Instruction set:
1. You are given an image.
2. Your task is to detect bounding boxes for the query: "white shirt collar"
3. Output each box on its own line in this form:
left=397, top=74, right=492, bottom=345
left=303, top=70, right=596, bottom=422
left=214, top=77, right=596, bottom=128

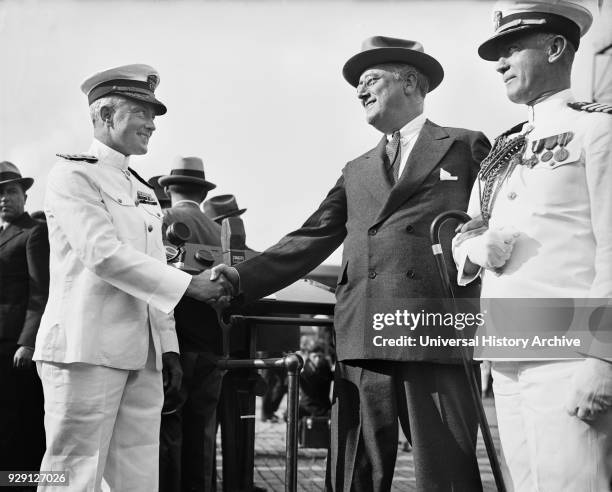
left=173, top=200, right=201, bottom=208
left=527, top=89, right=575, bottom=125
left=387, top=113, right=427, bottom=143
left=89, top=138, right=131, bottom=171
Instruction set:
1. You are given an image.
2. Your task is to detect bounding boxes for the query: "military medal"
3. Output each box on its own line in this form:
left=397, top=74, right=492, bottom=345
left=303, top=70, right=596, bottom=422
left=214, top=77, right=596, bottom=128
left=553, top=132, right=573, bottom=162
left=540, top=135, right=557, bottom=162
left=525, top=155, right=538, bottom=168
left=524, top=139, right=543, bottom=168
left=136, top=190, right=157, bottom=205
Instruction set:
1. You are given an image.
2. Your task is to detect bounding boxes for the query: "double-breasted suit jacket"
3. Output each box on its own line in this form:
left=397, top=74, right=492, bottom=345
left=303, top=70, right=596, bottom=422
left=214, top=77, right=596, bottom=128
left=0, top=212, right=49, bottom=354
left=236, top=120, right=490, bottom=363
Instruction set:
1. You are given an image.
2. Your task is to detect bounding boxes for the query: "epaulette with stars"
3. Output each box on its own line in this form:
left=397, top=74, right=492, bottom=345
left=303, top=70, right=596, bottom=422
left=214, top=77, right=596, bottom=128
left=568, top=101, right=612, bottom=114
left=56, top=153, right=98, bottom=163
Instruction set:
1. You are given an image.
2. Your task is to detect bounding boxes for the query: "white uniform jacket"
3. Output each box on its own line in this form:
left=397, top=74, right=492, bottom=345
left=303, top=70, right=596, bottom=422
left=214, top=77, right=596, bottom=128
left=34, top=139, right=192, bottom=370
left=455, top=90, right=612, bottom=300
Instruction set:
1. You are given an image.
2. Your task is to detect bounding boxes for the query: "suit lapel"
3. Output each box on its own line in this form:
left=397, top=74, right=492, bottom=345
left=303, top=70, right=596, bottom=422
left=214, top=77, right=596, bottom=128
left=0, top=222, right=23, bottom=249
left=356, top=135, right=392, bottom=208
left=374, top=120, right=453, bottom=225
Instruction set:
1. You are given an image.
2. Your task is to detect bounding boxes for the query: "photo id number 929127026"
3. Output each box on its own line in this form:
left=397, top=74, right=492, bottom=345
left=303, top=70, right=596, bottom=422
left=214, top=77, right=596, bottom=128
left=0, top=471, right=69, bottom=486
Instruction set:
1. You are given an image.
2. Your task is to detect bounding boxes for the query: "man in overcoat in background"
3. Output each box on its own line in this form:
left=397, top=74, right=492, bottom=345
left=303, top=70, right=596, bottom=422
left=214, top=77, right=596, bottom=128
left=0, top=161, right=48, bottom=481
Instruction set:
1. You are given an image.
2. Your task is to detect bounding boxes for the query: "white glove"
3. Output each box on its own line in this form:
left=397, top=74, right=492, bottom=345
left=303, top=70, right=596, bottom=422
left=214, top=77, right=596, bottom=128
left=565, top=358, right=612, bottom=422
left=464, top=227, right=519, bottom=270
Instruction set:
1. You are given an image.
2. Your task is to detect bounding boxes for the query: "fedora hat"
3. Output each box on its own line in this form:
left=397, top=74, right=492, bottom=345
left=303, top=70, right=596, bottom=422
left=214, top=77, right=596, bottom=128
left=0, top=161, right=34, bottom=191
left=342, top=36, right=444, bottom=92
left=203, top=194, right=246, bottom=222
left=158, top=156, right=216, bottom=191
left=478, top=1, right=593, bottom=61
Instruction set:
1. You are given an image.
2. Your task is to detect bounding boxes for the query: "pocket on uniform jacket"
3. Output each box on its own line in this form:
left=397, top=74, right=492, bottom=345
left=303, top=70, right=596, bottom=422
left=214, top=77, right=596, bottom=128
left=100, top=189, right=137, bottom=208
left=140, top=203, right=163, bottom=221
left=100, top=189, right=141, bottom=242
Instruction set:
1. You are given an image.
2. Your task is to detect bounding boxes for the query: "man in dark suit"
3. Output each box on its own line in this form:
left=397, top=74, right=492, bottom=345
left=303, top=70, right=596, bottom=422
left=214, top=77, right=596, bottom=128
left=207, top=37, right=491, bottom=490
left=157, top=157, right=223, bottom=492
left=0, top=161, right=49, bottom=478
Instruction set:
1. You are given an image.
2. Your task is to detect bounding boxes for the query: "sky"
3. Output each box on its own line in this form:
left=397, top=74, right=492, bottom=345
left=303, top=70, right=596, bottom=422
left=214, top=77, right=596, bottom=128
left=0, top=0, right=608, bottom=264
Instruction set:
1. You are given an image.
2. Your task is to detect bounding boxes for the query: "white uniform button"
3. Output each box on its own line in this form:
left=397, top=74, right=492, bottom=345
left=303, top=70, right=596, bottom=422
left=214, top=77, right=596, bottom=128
left=147, top=224, right=153, bottom=232
left=118, top=198, right=123, bottom=204
left=508, top=192, right=517, bottom=200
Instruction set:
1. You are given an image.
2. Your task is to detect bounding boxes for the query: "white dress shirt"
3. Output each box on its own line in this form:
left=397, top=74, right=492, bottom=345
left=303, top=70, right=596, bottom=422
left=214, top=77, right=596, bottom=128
left=386, top=113, right=427, bottom=179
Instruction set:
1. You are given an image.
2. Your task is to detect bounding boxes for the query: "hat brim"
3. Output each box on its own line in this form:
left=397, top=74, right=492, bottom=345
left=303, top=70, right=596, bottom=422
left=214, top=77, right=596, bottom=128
left=212, top=208, right=247, bottom=222
left=342, top=48, right=444, bottom=92
left=116, top=91, right=167, bottom=116
left=478, top=23, right=581, bottom=61
left=478, top=26, right=546, bottom=61
left=0, top=177, right=33, bottom=191
left=158, top=175, right=216, bottom=191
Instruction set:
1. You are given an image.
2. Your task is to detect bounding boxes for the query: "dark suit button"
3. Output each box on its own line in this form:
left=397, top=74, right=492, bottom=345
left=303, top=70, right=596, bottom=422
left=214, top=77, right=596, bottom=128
left=368, top=227, right=377, bottom=236
left=368, top=270, right=377, bottom=279
left=406, top=269, right=415, bottom=278
left=147, top=224, right=153, bottom=232
left=406, top=225, right=414, bottom=233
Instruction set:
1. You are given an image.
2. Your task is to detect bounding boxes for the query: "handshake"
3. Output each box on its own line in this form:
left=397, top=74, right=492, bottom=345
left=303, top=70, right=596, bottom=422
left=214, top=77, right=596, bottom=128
left=184, top=264, right=240, bottom=308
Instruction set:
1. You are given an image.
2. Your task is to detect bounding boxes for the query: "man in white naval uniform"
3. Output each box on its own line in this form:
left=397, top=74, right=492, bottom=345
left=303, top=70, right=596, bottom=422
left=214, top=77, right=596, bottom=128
left=34, top=64, right=231, bottom=491
left=453, top=2, right=612, bottom=491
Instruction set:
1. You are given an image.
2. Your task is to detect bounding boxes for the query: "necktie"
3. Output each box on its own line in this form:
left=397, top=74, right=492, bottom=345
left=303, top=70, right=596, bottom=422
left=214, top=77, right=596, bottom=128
left=386, top=131, right=401, bottom=183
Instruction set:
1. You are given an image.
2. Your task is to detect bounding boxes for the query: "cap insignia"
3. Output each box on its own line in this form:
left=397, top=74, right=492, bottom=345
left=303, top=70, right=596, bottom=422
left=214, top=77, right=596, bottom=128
left=494, top=11, right=503, bottom=31
left=147, top=75, right=158, bottom=91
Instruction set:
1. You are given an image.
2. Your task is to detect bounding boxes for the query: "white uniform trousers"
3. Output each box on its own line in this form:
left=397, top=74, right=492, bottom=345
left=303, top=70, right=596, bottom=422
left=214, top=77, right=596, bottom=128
left=493, top=360, right=612, bottom=492
left=36, top=337, right=163, bottom=492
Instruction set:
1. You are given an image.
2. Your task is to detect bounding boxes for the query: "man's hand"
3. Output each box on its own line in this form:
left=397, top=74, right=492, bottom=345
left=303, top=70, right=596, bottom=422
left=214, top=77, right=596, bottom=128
left=207, top=264, right=240, bottom=309
left=184, top=268, right=235, bottom=303
left=210, top=264, right=239, bottom=290
left=13, top=346, right=34, bottom=369
left=162, top=351, right=183, bottom=399
left=463, top=227, right=519, bottom=271
left=565, top=358, right=612, bottom=422
left=454, top=215, right=488, bottom=247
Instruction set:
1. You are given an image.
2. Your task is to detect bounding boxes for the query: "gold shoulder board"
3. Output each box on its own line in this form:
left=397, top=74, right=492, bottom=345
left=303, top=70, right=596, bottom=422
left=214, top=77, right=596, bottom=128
left=568, top=102, right=612, bottom=114
left=56, top=153, right=98, bottom=163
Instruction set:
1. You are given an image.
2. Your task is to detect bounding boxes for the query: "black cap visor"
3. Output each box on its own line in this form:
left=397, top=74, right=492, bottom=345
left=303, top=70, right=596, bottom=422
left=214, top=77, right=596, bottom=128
left=88, top=79, right=167, bottom=115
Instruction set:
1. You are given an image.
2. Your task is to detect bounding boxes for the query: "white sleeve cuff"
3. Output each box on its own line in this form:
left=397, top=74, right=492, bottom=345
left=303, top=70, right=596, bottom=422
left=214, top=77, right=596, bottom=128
left=149, top=265, right=192, bottom=314
left=452, top=235, right=481, bottom=286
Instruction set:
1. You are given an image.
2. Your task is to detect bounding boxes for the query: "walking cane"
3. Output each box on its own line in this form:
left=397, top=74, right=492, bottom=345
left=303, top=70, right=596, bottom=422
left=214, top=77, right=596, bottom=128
left=430, top=210, right=507, bottom=492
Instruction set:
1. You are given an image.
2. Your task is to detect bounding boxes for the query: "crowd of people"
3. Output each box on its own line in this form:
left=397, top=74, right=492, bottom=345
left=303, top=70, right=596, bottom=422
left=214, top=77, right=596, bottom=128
left=1, top=0, right=611, bottom=491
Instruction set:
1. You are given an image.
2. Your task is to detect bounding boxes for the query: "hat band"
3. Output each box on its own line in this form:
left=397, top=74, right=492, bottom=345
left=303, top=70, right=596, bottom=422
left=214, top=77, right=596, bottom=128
left=170, top=169, right=206, bottom=179
left=498, top=12, right=580, bottom=48
left=88, top=79, right=156, bottom=105
left=0, top=171, right=22, bottom=181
